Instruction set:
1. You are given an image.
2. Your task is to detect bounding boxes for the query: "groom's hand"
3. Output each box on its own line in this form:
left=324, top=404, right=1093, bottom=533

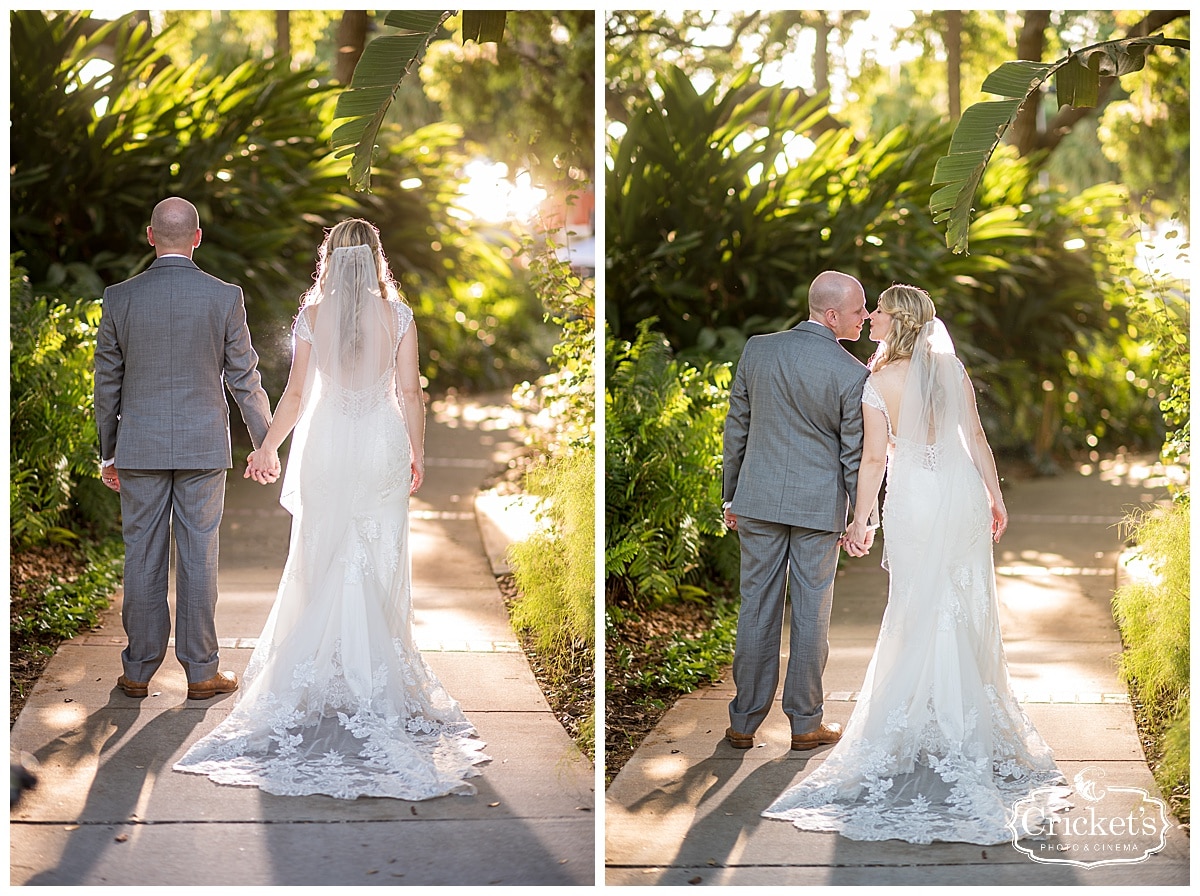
left=100, top=466, right=120, bottom=493
left=840, top=537, right=867, bottom=558
left=841, top=521, right=874, bottom=557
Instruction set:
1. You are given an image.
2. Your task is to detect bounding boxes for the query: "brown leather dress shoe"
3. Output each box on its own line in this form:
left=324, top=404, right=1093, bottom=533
left=187, top=671, right=239, bottom=700
left=116, top=675, right=150, bottom=698
left=791, top=722, right=843, bottom=750
left=725, top=727, right=755, bottom=749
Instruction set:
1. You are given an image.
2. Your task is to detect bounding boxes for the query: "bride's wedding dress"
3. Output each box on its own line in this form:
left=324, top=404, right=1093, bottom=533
left=763, top=320, right=1066, bottom=844
left=175, top=247, right=488, bottom=800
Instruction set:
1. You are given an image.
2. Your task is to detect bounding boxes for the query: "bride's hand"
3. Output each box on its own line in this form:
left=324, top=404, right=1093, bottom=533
left=843, top=521, right=871, bottom=557
left=246, top=449, right=280, bottom=485
left=991, top=502, right=1008, bottom=542
left=410, top=460, right=424, bottom=494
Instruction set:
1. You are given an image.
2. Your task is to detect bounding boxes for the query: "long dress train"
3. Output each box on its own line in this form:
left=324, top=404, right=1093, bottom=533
left=174, top=291, right=488, bottom=800
left=763, top=321, right=1067, bottom=844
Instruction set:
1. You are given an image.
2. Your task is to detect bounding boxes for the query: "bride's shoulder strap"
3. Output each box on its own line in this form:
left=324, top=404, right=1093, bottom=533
left=862, top=375, right=887, bottom=412
left=393, top=300, right=414, bottom=344
left=294, top=305, right=315, bottom=344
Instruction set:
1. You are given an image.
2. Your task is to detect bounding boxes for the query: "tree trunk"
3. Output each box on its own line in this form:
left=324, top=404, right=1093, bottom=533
left=1039, top=10, right=1191, bottom=153
left=275, top=10, right=290, bottom=63
left=1011, top=10, right=1050, bottom=157
left=813, top=12, right=830, bottom=96
left=944, top=10, right=962, bottom=121
left=336, top=11, right=370, bottom=85
left=1012, top=10, right=1188, bottom=158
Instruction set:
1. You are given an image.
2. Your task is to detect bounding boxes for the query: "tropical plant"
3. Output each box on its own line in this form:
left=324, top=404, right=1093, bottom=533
left=11, top=10, right=550, bottom=395
left=10, top=10, right=355, bottom=387
left=333, top=10, right=507, bottom=191
left=423, top=11, right=595, bottom=186
left=10, top=260, right=113, bottom=549
left=932, top=33, right=1189, bottom=254
left=507, top=447, right=595, bottom=662
left=607, top=67, right=846, bottom=354
left=607, top=67, right=1165, bottom=461
left=605, top=320, right=734, bottom=608
left=513, top=231, right=596, bottom=453
left=11, top=538, right=124, bottom=642
left=354, top=122, right=553, bottom=393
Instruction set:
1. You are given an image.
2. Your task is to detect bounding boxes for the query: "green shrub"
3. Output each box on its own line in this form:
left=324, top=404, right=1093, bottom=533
left=606, top=65, right=1163, bottom=461
left=507, top=447, right=595, bottom=760
left=1113, top=500, right=1190, bottom=824
left=508, top=447, right=596, bottom=656
left=10, top=10, right=552, bottom=396
left=9, top=260, right=116, bottom=549
left=512, top=230, right=596, bottom=454
left=605, top=319, right=733, bottom=608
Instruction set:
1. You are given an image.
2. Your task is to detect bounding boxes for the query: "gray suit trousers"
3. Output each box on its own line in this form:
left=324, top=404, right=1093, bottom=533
left=119, top=469, right=226, bottom=683
left=728, top=515, right=840, bottom=737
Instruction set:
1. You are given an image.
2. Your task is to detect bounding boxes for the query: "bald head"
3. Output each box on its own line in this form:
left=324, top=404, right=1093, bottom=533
left=808, top=270, right=867, bottom=341
left=808, top=271, right=862, bottom=317
left=148, top=197, right=201, bottom=256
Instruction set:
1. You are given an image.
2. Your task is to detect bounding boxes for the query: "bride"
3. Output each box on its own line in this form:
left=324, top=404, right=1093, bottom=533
left=174, top=219, right=489, bottom=800
left=763, top=284, right=1067, bottom=844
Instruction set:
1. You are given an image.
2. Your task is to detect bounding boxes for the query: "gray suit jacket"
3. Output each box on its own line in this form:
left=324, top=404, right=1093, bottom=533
left=723, top=320, right=870, bottom=531
left=94, top=255, right=272, bottom=469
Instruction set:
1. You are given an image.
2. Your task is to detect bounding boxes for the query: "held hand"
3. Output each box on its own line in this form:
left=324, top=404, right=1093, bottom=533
left=100, top=466, right=120, bottom=493
left=410, top=460, right=424, bottom=494
left=245, top=449, right=281, bottom=485
left=861, top=526, right=876, bottom=551
left=839, top=536, right=867, bottom=558
left=843, top=520, right=872, bottom=557
left=722, top=508, right=738, bottom=531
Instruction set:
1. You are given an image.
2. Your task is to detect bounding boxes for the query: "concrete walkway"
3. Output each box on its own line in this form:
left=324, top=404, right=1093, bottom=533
left=606, top=456, right=1189, bottom=885
left=10, top=394, right=595, bottom=886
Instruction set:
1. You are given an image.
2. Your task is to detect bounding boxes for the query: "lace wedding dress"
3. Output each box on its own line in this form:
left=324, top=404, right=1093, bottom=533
left=763, top=320, right=1067, bottom=844
left=175, top=247, right=488, bottom=800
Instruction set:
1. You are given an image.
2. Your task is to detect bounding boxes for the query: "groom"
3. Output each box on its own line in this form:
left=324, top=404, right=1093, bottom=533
left=94, top=196, right=275, bottom=700
left=721, top=270, right=873, bottom=750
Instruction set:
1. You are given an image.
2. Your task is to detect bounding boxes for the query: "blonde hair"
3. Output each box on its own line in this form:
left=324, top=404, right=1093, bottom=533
left=870, top=284, right=935, bottom=370
left=301, top=218, right=403, bottom=307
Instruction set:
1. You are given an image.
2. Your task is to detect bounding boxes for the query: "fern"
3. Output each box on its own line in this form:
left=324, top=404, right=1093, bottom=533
left=605, top=320, right=732, bottom=607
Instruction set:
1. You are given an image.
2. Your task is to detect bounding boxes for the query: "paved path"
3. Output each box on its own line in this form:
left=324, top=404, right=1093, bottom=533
left=606, top=456, right=1189, bottom=885
left=10, top=394, right=595, bottom=886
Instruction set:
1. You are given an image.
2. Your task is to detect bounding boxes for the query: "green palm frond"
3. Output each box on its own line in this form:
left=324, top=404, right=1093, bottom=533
left=332, top=11, right=509, bottom=192
left=932, top=34, right=1188, bottom=255
left=460, top=10, right=506, bottom=43
left=332, top=11, right=452, bottom=192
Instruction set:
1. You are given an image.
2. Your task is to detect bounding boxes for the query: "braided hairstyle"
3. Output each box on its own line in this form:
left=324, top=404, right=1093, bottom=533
left=870, top=284, right=936, bottom=371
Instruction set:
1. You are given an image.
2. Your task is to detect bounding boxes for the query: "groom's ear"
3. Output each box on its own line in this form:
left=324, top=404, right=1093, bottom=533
left=146, top=226, right=155, bottom=246
left=193, top=228, right=202, bottom=248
